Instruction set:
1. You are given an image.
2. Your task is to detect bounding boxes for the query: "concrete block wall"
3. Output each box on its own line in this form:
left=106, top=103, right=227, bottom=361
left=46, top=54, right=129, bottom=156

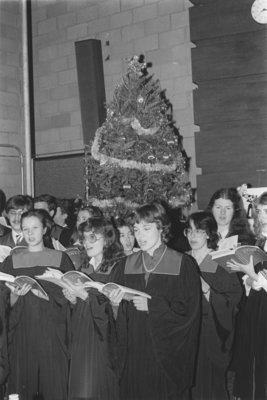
left=0, top=0, right=24, bottom=198
left=31, top=0, right=198, bottom=188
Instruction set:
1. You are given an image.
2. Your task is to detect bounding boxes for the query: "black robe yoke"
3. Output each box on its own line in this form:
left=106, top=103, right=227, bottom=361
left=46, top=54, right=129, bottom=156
left=114, top=248, right=201, bottom=400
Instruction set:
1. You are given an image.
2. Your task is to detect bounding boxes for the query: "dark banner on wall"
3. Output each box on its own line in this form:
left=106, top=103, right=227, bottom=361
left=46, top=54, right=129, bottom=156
left=34, top=153, right=84, bottom=199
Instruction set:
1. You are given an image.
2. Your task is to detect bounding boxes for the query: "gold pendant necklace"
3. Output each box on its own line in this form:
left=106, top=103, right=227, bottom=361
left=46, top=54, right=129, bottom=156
left=142, top=246, right=167, bottom=273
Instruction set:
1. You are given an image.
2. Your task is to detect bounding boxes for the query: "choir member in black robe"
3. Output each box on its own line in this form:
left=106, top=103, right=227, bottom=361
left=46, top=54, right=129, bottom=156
left=227, top=192, right=267, bottom=400
left=206, top=187, right=254, bottom=246
left=185, top=211, right=243, bottom=400
left=0, top=209, right=74, bottom=400
left=63, top=216, right=125, bottom=400
left=109, top=202, right=201, bottom=400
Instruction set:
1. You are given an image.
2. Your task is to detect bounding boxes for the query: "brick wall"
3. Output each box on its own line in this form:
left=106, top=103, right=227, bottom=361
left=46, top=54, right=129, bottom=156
left=31, top=0, right=198, bottom=188
left=0, top=0, right=24, bottom=198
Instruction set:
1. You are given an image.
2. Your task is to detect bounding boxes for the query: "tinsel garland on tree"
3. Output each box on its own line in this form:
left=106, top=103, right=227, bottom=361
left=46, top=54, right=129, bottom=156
left=84, top=55, right=192, bottom=217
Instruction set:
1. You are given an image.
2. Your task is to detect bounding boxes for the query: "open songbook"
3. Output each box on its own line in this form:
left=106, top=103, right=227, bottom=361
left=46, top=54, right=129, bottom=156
left=210, top=245, right=267, bottom=268
left=35, top=268, right=152, bottom=301
left=35, top=269, right=88, bottom=300
left=0, top=246, right=11, bottom=263
left=0, top=272, right=49, bottom=301
left=0, top=245, right=27, bottom=263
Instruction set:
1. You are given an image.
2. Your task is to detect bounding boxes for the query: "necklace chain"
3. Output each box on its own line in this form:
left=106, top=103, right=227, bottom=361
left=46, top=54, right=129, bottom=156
left=142, top=246, right=167, bottom=273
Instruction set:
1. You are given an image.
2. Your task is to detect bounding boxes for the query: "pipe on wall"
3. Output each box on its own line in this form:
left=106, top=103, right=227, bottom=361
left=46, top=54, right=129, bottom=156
left=22, top=0, right=33, bottom=196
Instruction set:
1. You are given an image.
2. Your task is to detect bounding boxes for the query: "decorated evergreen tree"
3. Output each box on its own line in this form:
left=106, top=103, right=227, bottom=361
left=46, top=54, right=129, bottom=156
left=84, top=55, right=191, bottom=216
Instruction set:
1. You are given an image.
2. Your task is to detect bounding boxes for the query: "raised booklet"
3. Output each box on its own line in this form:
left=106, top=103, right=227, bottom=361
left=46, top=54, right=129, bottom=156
left=35, top=268, right=151, bottom=302
left=0, top=245, right=27, bottom=263
left=210, top=245, right=267, bottom=268
left=0, top=246, right=12, bottom=263
left=0, top=271, right=49, bottom=301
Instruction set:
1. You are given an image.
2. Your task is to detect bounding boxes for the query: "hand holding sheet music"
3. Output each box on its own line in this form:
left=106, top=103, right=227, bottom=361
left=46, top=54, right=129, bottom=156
left=0, top=271, right=49, bottom=301
left=226, top=255, right=259, bottom=281
left=35, top=268, right=151, bottom=302
left=0, top=245, right=27, bottom=263
left=210, top=245, right=267, bottom=268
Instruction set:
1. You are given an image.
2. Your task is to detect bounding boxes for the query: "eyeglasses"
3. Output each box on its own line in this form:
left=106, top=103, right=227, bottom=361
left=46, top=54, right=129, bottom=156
left=184, top=228, right=206, bottom=237
left=83, top=233, right=103, bottom=244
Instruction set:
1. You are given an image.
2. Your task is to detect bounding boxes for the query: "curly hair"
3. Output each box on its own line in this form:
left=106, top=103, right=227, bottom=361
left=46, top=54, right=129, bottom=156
left=113, top=213, right=135, bottom=232
left=206, top=187, right=254, bottom=244
left=70, top=205, right=103, bottom=245
left=132, top=202, right=171, bottom=243
left=78, top=216, right=124, bottom=272
left=185, top=211, right=219, bottom=250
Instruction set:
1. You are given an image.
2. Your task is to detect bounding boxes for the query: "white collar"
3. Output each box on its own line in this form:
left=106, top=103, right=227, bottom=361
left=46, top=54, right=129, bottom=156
left=90, top=257, right=102, bottom=271
left=12, top=230, right=23, bottom=244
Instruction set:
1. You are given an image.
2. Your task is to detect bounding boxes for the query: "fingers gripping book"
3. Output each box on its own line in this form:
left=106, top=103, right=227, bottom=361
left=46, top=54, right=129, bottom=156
left=35, top=268, right=151, bottom=302
left=0, top=245, right=27, bottom=263
left=0, top=271, right=49, bottom=301
left=210, top=245, right=267, bottom=268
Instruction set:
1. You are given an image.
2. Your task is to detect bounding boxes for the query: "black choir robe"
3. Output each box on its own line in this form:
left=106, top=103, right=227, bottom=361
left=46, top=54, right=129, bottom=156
left=0, top=248, right=74, bottom=400
left=190, top=253, right=243, bottom=400
left=114, top=247, right=201, bottom=400
left=231, top=258, right=267, bottom=400
left=68, top=262, right=121, bottom=400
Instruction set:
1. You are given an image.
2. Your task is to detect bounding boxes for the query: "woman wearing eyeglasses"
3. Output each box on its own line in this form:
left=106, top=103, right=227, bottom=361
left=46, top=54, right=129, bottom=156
left=185, top=211, right=243, bottom=400
left=63, top=216, right=125, bottom=400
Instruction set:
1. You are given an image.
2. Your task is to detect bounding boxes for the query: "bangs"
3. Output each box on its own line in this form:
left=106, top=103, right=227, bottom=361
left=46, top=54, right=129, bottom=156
left=189, top=214, right=207, bottom=231
left=79, top=217, right=105, bottom=236
left=135, top=205, right=158, bottom=224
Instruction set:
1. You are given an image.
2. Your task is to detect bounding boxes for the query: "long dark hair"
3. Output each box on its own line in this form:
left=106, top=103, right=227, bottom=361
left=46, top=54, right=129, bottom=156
left=185, top=211, right=219, bottom=250
left=20, top=209, right=53, bottom=248
left=253, top=192, right=267, bottom=241
left=206, top=187, right=254, bottom=244
left=79, top=216, right=124, bottom=272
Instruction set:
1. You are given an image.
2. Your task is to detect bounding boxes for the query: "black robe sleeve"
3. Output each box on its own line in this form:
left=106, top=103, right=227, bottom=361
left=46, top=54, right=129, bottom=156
left=147, top=253, right=201, bottom=391
left=202, top=266, right=243, bottom=352
left=114, top=252, right=201, bottom=393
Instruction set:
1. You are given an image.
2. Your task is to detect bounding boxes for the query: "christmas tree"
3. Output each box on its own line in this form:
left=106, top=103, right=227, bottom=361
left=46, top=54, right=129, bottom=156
left=84, top=55, right=191, bottom=217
